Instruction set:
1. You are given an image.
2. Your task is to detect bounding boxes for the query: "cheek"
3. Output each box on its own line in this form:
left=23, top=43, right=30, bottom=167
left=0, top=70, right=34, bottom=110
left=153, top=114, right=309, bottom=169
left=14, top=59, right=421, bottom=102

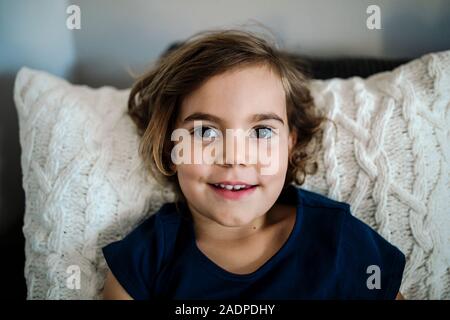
left=255, top=135, right=290, bottom=178
left=176, top=164, right=210, bottom=187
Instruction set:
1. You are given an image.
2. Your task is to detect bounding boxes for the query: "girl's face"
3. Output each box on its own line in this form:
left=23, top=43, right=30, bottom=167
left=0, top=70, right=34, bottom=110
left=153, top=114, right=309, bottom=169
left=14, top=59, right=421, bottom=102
left=174, top=64, right=296, bottom=228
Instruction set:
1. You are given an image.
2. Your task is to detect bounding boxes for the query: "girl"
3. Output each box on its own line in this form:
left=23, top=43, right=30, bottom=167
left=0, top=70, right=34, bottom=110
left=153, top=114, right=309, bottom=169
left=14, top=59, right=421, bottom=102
left=101, top=29, right=406, bottom=300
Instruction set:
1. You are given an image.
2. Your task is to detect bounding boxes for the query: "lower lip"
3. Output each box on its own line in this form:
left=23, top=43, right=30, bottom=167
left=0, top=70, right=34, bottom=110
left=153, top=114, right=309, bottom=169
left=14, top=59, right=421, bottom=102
left=208, top=184, right=258, bottom=200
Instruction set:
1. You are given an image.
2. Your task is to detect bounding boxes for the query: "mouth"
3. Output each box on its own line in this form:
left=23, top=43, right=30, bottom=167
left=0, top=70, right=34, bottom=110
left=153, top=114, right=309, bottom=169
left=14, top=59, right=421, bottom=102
left=207, top=181, right=259, bottom=200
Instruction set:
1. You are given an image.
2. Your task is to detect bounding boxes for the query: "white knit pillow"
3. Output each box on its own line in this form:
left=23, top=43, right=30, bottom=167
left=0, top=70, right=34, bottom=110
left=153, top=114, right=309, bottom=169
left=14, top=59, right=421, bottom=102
left=14, top=68, right=176, bottom=299
left=14, top=50, right=449, bottom=300
left=304, top=50, right=450, bottom=299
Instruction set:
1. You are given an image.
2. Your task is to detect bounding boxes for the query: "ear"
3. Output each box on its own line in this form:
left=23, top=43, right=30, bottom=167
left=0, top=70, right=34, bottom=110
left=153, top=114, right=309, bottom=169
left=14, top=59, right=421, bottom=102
left=288, top=130, right=297, bottom=152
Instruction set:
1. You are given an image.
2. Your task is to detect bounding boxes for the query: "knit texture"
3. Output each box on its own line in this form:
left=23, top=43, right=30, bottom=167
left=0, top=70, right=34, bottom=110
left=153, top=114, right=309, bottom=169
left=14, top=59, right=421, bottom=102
left=14, top=50, right=450, bottom=299
left=306, top=50, right=450, bottom=299
left=14, top=72, right=176, bottom=299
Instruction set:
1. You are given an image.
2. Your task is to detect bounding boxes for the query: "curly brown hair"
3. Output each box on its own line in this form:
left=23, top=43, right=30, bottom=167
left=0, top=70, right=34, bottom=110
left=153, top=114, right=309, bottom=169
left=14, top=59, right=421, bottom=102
left=128, top=28, right=328, bottom=202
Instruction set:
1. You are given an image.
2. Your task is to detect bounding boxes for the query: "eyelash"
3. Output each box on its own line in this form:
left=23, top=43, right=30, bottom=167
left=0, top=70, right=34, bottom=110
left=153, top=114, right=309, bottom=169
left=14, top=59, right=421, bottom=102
left=189, top=125, right=276, bottom=140
left=251, top=126, right=275, bottom=139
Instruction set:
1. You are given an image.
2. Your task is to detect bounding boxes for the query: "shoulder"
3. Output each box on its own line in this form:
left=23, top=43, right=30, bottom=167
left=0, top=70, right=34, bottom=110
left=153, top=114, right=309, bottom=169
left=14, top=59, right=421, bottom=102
left=295, top=188, right=406, bottom=299
left=297, top=188, right=350, bottom=241
left=107, top=203, right=178, bottom=255
left=298, top=187, right=351, bottom=211
left=117, top=202, right=184, bottom=248
left=101, top=202, right=183, bottom=299
left=337, top=206, right=406, bottom=299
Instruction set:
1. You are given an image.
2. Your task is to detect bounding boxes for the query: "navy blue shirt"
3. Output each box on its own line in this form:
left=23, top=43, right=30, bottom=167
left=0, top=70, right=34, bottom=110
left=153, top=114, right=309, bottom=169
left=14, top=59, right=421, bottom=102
left=102, top=184, right=406, bottom=300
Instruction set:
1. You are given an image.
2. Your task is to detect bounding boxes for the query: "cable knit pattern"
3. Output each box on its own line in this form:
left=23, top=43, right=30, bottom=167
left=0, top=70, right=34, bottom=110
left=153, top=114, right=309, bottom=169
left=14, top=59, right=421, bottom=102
left=306, top=50, right=450, bottom=300
left=14, top=50, right=449, bottom=300
left=14, top=70, right=176, bottom=299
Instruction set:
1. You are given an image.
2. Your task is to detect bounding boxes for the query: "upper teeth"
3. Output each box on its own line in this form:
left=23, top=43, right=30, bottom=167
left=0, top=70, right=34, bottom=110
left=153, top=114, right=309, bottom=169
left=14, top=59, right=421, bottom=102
left=214, top=184, right=249, bottom=190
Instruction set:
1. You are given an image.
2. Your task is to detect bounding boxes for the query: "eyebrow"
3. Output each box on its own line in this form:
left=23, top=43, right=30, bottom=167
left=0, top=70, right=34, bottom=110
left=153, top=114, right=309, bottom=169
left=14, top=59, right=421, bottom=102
left=182, top=112, right=285, bottom=125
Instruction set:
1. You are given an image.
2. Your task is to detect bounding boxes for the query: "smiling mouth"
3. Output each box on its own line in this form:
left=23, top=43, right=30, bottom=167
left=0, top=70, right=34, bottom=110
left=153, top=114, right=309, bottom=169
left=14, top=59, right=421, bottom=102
left=207, top=182, right=259, bottom=200
left=208, top=182, right=258, bottom=191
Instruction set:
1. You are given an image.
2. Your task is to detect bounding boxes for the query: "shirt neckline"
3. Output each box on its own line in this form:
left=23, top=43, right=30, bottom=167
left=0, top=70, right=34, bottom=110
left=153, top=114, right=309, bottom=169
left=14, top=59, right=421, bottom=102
left=183, top=184, right=304, bottom=281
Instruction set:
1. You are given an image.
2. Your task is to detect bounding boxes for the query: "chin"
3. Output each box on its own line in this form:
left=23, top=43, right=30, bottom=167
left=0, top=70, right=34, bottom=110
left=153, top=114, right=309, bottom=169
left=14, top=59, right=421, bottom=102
left=209, top=209, right=257, bottom=227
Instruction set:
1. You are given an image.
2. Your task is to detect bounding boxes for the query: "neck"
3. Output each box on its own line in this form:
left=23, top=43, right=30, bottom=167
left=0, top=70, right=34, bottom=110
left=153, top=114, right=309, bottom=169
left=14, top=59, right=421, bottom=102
left=187, top=203, right=278, bottom=243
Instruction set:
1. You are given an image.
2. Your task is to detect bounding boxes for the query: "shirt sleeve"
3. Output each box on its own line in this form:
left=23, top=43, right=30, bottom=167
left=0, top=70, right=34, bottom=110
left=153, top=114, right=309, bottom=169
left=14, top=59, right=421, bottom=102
left=102, top=213, right=165, bottom=300
left=338, top=207, right=406, bottom=300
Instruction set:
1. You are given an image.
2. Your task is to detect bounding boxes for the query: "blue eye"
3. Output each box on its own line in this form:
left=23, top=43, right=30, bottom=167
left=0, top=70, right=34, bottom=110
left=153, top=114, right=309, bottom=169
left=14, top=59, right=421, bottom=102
left=250, top=127, right=273, bottom=139
left=192, top=126, right=220, bottom=140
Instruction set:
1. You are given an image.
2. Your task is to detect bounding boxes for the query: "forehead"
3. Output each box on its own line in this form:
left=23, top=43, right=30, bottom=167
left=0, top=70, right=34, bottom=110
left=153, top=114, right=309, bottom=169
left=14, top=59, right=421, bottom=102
left=179, top=64, right=287, bottom=122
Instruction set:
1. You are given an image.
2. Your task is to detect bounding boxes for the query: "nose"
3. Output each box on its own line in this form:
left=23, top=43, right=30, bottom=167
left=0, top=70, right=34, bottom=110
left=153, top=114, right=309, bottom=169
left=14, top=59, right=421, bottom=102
left=221, top=151, right=246, bottom=167
left=216, top=132, right=251, bottom=167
